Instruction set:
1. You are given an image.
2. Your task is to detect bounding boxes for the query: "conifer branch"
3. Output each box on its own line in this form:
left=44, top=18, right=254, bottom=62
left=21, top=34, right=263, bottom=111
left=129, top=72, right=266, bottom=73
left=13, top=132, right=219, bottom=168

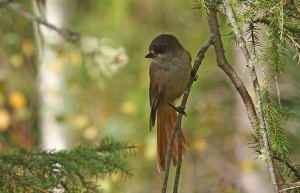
left=272, top=154, right=300, bottom=181
left=0, top=136, right=136, bottom=192
left=257, top=19, right=300, bottom=65
left=279, top=181, right=300, bottom=192
left=195, top=1, right=299, bottom=192
left=284, top=33, right=300, bottom=64
left=250, top=0, right=293, bottom=23
left=222, top=0, right=279, bottom=192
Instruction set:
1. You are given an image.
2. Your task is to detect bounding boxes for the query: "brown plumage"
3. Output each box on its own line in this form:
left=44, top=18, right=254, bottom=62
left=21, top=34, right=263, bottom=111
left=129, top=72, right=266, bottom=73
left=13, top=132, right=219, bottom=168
left=145, top=34, right=191, bottom=172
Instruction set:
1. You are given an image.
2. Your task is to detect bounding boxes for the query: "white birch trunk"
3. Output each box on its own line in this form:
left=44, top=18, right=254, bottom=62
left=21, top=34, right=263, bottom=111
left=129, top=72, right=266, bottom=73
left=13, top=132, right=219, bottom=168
left=32, top=0, right=76, bottom=149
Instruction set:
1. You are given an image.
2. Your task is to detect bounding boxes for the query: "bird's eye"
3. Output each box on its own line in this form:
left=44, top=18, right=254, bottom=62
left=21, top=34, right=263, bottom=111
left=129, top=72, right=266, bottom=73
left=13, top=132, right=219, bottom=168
left=159, top=46, right=165, bottom=53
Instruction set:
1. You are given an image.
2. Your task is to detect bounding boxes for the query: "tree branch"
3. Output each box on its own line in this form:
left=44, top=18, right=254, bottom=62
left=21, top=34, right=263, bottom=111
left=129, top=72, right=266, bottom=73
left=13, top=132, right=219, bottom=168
left=1, top=0, right=80, bottom=43
left=161, top=36, right=214, bottom=193
left=273, top=154, right=300, bottom=181
left=0, top=136, right=135, bottom=192
left=284, top=33, right=300, bottom=64
left=221, top=1, right=279, bottom=192
left=173, top=130, right=183, bottom=193
left=279, top=181, right=300, bottom=192
left=249, top=0, right=293, bottom=23
left=208, top=11, right=258, bottom=130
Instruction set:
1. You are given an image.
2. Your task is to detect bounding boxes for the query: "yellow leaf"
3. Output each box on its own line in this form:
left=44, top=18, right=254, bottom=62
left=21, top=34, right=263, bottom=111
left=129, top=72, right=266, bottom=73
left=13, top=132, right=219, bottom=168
left=121, top=101, right=136, bottom=115
left=193, top=138, right=207, bottom=153
left=110, top=172, right=121, bottom=182
left=239, top=160, right=257, bottom=171
left=0, top=108, right=10, bottom=132
left=9, top=91, right=26, bottom=109
left=144, top=136, right=156, bottom=160
left=10, top=53, right=24, bottom=68
left=72, top=114, right=89, bottom=129
left=98, top=178, right=112, bottom=192
left=22, top=39, right=34, bottom=58
left=83, top=126, right=98, bottom=141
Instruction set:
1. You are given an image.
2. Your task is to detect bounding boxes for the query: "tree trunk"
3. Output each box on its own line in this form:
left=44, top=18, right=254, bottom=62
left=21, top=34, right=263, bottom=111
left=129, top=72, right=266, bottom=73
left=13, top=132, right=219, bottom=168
left=32, top=0, right=77, bottom=149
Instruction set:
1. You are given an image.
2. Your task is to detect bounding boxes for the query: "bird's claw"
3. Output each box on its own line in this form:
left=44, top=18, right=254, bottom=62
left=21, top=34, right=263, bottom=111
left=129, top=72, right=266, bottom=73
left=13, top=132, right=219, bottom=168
left=193, top=74, right=198, bottom=81
left=168, top=103, right=187, bottom=116
left=191, top=70, right=198, bottom=81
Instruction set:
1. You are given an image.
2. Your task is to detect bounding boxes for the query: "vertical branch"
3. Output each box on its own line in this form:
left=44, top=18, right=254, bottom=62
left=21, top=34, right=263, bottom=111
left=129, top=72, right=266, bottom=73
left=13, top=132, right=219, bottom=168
left=207, top=11, right=259, bottom=130
left=161, top=120, right=178, bottom=193
left=222, top=1, right=279, bottom=192
left=161, top=36, right=214, bottom=193
left=173, top=130, right=183, bottom=193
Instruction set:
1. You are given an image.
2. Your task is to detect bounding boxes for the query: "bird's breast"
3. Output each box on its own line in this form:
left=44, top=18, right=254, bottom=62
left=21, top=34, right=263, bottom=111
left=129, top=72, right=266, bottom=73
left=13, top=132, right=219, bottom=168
left=161, top=67, right=190, bottom=102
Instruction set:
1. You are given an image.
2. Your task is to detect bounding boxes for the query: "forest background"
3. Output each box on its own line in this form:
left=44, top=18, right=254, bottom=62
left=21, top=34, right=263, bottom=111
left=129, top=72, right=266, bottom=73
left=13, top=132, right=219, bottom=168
left=0, top=0, right=300, bottom=193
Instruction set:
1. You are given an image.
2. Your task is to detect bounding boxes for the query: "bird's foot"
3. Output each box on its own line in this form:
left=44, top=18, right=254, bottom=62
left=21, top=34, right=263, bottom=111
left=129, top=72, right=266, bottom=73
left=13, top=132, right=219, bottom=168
left=191, top=70, right=198, bottom=81
left=168, top=103, right=187, bottom=116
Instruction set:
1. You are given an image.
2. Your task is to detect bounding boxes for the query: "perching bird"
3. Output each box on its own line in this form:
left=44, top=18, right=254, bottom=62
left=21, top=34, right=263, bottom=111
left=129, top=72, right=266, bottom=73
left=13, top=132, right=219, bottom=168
left=145, top=34, right=191, bottom=172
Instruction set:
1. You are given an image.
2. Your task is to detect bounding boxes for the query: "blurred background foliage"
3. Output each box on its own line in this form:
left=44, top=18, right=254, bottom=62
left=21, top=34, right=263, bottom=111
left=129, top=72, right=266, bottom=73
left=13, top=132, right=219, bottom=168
left=0, top=0, right=299, bottom=193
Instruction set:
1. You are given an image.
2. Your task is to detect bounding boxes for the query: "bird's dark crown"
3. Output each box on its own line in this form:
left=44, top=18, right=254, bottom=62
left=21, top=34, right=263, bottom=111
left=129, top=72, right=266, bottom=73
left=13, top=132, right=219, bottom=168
left=148, top=34, right=182, bottom=55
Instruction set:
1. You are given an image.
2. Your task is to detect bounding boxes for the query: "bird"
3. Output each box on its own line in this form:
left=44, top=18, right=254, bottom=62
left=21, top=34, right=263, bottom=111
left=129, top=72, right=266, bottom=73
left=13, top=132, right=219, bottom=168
left=145, top=34, right=192, bottom=172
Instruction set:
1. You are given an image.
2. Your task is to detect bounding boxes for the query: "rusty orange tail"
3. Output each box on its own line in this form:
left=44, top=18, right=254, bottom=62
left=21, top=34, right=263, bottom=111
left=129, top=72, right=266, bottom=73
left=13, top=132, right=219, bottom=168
left=156, top=104, right=189, bottom=172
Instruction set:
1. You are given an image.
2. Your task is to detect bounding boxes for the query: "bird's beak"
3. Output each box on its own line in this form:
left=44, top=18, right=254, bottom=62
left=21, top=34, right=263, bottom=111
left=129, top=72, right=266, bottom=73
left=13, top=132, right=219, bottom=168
left=145, top=50, right=155, bottom=58
left=145, top=53, right=154, bottom=58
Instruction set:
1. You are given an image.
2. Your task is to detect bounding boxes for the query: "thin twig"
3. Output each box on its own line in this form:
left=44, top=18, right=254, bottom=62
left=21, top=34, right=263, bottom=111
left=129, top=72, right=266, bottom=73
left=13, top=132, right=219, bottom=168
left=161, top=36, right=214, bottom=193
left=2, top=0, right=80, bottom=43
left=30, top=185, right=49, bottom=193
left=222, top=1, right=279, bottom=192
left=279, top=181, right=300, bottom=192
left=274, top=164, right=287, bottom=191
left=259, top=19, right=300, bottom=64
left=256, top=20, right=300, bottom=68
left=274, top=76, right=281, bottom=108
left=173, top=130, right=182, bottom=193
left=249, top=0, right=293, bottom=23
left=273, top=154, right=300, bottom=181
left=285, top=33, right=300, bottom=50
left=284, top=33, right=300, bottom=65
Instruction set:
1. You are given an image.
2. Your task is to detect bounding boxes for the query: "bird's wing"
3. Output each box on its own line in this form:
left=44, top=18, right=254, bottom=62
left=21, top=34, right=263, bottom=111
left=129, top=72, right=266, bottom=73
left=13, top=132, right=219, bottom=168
left=149, top=80, right=164, bottom=131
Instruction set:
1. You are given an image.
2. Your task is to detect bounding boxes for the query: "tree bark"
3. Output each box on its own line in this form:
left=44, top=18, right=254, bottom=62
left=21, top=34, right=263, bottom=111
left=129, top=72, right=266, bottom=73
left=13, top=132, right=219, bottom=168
left=32, top=0, right=77, bottom=149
